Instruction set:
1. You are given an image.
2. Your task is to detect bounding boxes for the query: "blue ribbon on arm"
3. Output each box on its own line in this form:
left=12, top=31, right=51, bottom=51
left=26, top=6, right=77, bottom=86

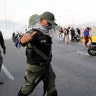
left=15, top=34, right=21, bottom=49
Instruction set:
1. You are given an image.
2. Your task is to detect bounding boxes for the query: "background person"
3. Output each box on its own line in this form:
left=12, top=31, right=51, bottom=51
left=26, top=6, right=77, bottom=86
left=76, top=28, right=81, bottom=39
left=59, top=27, right=63, bottom=42
left=65, top=26, right=70, bottom=44
left=63, top=28, right=67, bottom=42
left=83, top=27, right=92, bottom=48
left=70, top=27, right=75, bottom=41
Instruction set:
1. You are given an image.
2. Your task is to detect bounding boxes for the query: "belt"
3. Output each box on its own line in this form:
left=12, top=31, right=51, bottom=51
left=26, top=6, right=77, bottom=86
left=28, top=61, right=50, bottom=67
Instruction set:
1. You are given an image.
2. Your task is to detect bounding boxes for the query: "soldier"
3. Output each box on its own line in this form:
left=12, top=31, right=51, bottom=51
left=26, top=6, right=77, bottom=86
left=0, top=30, right=6, bottom=85
left=17, top=11, right=58, bottom=96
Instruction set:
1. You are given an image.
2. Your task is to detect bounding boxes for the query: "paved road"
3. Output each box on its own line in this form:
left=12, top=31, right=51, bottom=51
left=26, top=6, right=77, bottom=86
left=0, top=33, right=96, bottom=96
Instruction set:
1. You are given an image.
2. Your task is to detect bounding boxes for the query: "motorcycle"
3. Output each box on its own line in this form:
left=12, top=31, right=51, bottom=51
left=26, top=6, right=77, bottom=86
left=74, top=34, right=81, bottom=42
left=87, top=42, right=96, bottom=56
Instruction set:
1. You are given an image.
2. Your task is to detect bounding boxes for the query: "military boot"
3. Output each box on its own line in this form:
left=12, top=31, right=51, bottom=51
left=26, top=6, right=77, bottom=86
left=47, top=90, right=58, bottom=96
left=17, top=89, right=28, bottom=96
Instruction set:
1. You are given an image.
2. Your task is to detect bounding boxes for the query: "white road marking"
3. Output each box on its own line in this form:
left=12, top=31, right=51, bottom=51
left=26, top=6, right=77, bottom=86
left=2, top=65, right=14, bottom=80
left=76, top=51, right=89, bottom=56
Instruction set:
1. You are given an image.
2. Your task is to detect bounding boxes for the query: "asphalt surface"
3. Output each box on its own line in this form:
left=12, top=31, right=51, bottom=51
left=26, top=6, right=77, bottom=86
left=0, top=32, right=96, bottom=96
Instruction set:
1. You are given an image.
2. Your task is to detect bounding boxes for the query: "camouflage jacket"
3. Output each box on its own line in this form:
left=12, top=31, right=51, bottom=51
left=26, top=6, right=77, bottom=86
left=0, top=31, right=6, bottom=50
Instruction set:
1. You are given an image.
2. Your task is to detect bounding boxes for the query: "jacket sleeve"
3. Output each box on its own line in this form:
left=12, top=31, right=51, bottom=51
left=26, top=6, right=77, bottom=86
left=20, top=29, right=33, bottom=47
left=0, top=31, right=6, bottom=50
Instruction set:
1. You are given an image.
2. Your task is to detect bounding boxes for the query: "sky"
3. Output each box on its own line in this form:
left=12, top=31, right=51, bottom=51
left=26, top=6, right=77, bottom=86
left=0, top=0, right=96, bottom=26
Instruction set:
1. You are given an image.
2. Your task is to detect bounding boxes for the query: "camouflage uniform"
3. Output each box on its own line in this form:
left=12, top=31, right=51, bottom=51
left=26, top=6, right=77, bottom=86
left=0, top=31, right=6, bottom=71
left=17, top=12, right=57, bottom=96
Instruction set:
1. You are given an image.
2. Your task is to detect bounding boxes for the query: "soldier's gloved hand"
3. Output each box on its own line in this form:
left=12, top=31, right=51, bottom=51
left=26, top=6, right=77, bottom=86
left=20, top=32, right=37, bottom=44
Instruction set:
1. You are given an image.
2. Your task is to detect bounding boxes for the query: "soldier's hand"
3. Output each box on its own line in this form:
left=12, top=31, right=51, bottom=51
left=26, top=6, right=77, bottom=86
left=20, top=32, right=37, bottom=44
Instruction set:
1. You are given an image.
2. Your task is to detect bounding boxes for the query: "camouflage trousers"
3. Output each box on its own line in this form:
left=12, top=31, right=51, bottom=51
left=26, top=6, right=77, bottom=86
left=0, top=51, right=3, bottom=71
left=20, top=63, right=57, bottom=95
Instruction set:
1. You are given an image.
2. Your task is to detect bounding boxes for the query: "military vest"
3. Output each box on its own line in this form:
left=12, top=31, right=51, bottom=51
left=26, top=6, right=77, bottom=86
left=26, top=29, right=52, bottom=65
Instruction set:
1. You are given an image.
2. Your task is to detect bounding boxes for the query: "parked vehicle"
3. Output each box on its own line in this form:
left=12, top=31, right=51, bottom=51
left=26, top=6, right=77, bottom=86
left=88, top=42, right=96, bottom=56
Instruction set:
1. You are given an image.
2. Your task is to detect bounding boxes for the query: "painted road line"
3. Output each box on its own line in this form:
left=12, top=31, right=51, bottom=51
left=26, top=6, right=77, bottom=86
left=2, top=65, right=14, bottom=80
left=76, top=51, right=89, bottom=56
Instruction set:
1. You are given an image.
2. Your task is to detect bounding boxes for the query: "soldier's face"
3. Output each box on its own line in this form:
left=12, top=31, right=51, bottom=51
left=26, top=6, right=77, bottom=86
left=40, top=18, right=49, bottom=26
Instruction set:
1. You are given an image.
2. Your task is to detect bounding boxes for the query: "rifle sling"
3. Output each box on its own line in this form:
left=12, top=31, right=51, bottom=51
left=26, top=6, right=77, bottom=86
left=28, top=43, right=50, bottom=61
left=33, top=45, right=49, bottom=60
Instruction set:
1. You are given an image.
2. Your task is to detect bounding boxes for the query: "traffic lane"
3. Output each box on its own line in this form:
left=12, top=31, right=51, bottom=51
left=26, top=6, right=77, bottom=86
left=2, top=40, right=26, bottom=80
left=0, top=40, right=26, bottom=96
left=52, top=45, right=96, bottom=96
left=0, top=39, right=96, bottom=96
left=52, top=40, right=96, bottom=69
left=0, top=40, right=44, bottom=96
left=53, top=58, right=96, bottom=96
